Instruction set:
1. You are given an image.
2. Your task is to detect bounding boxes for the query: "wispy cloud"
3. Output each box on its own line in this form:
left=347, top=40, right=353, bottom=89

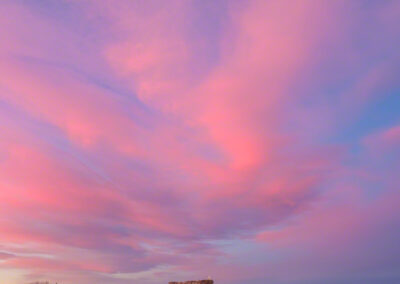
left=0, top=1, right=399, bottom=283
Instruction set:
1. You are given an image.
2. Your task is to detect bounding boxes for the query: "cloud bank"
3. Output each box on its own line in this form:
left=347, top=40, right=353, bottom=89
left=0, top=1, right=399, bottom=283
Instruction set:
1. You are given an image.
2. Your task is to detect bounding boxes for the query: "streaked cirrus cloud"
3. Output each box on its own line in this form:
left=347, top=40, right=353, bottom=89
left=0, top=1, right=399, bottom=284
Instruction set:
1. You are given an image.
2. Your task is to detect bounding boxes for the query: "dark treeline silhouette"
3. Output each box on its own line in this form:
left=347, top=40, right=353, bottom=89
left=169, top=280, right=214, bottom=284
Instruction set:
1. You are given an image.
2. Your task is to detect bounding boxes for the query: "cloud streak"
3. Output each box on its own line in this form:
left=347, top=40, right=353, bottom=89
left=0, top=1, right=399, bottom=283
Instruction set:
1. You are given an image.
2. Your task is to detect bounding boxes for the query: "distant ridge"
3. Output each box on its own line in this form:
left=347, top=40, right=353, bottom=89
left=169, top=280, right=214, bottom=284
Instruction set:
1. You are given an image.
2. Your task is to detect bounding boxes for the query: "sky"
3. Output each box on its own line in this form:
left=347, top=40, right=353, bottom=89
left=0, top=0, right=399, bottom=284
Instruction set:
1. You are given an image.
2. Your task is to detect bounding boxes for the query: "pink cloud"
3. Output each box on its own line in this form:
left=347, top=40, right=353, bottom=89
left=0, top=1, right=399, bottom=284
